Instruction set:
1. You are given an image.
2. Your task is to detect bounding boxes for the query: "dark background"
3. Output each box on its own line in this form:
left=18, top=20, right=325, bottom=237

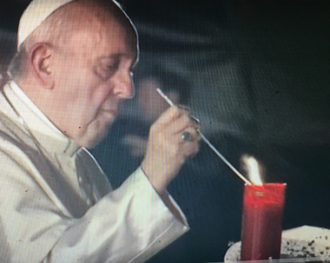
left=1, top=1, right=330, bottom=262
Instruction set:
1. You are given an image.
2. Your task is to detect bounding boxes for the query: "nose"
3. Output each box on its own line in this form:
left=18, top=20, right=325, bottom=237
left=113, top=70, right=135, bottom=99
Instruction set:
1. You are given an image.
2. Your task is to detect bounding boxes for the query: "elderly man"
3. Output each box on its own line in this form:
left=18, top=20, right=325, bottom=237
left=0, top=0, right=200, bottom=262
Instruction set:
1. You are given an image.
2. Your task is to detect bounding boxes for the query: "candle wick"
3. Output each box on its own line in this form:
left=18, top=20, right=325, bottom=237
left=156, top=88, right=252, bottom=185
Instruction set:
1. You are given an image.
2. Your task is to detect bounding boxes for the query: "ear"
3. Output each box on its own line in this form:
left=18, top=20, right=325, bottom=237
left=29, top=43, right=54, bottom=89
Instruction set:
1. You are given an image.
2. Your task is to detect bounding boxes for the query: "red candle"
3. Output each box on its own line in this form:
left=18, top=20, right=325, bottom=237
left=240, top=183, right=286, bottom=260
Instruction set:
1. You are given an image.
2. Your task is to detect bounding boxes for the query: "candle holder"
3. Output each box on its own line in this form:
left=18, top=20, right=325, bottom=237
left=240, top=183, right=286, bottom=261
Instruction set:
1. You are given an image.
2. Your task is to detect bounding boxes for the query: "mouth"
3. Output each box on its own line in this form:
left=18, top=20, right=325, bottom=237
left=100, top=108, right=118, bottom=120
left=102, top=108, right=117, bottom=114
left=99, top=101, right=122, bottom=121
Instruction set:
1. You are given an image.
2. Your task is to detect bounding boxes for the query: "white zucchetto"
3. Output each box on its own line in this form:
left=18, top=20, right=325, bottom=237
left=18, top=0, right=75, bottom=50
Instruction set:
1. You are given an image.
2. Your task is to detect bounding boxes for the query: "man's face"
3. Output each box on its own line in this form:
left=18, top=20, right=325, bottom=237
left=51, top=17, right=137, bottom=148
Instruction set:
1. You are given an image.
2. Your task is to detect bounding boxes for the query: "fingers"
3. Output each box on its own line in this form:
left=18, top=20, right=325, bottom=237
left=155, top=106, right=183, bottom=126
left=142, top=104, right=201, bottom=193
left=179, top=125, right=200, bottom=160
left=154, top=105, right=201, bottom=162
left=181, top=138, right=200, bottom=160
left=154, top=106, right=199, bottom=135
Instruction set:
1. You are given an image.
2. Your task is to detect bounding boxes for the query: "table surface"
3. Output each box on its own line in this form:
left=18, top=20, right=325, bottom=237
left=223, top=226, right=330, bottom=263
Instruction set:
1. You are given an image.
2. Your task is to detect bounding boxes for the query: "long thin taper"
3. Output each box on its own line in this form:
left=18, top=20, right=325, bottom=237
left=156, top=88, right=252, bottom=185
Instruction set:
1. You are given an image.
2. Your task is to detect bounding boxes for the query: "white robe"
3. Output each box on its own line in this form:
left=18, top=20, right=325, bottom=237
left=0, top=81, right=189, bottom=263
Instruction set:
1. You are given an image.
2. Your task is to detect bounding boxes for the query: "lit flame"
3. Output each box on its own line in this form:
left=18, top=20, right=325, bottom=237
left=241, top=154, right=263, bottom=185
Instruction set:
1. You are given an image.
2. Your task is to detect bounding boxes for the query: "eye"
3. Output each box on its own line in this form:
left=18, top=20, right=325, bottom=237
left=94, top=58, right=120, bottom=80
left=130, top=64, right=136, bottom=78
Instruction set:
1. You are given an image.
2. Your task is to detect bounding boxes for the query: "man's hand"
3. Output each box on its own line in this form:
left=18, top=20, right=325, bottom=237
left=141, top=106, right=200, bottom=194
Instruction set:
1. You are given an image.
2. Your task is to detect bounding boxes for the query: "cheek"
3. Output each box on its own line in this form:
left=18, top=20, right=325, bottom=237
left=56, top=69, right=88, bottom=101
left=74, top=74, right=105, bottom=108
left=90, top=82, right=113, bottom=106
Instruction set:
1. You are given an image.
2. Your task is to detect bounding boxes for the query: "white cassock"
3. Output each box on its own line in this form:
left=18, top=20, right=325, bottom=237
left=0, top=81, right=189, bottom=263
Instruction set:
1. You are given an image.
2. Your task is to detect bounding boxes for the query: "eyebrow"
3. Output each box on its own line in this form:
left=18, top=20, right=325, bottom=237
left=98, top=52, right=137, bottom=61
left=97, top=52, right=138, bottom=69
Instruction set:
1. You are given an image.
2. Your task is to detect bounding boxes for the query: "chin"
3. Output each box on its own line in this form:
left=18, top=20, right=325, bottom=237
left=85, top=127, right=112, bottom=149
left=80, top=116, right=114, bottom=149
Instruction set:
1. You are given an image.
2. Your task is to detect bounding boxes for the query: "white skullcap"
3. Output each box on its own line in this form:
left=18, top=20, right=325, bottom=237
left=17, top=0, right=75, bottom=50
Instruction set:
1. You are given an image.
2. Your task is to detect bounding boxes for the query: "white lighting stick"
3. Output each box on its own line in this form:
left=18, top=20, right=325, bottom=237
left=157, top=88, right=252, bottom=185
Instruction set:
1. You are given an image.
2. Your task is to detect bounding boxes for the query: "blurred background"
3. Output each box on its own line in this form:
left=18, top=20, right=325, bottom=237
left=1, top=1, right=330, bottom=262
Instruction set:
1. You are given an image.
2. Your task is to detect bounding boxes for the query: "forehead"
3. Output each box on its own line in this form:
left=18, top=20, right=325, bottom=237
left=67, top=20, right=137, bottom=63
left=61, top=3, right=138, bottom=62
